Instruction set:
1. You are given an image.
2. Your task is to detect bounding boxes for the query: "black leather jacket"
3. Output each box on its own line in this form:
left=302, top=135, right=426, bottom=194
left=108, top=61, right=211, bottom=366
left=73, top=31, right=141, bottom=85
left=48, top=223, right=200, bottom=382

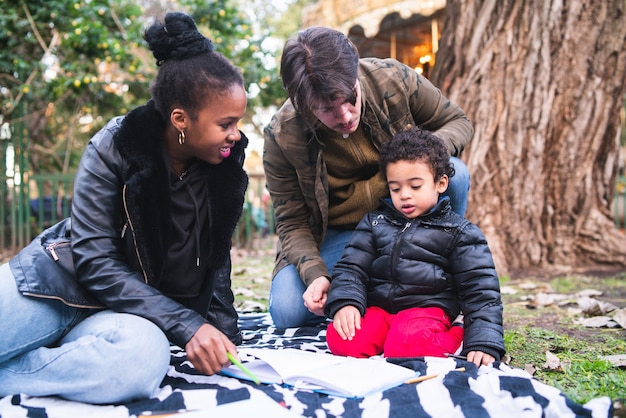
left=325, top=198, right=505, bottom=360
left=10, top=101, right=248, bottom=347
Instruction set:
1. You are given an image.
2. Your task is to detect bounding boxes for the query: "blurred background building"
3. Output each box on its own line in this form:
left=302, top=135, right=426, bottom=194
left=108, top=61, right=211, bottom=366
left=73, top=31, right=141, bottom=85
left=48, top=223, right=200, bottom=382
left=302, top=0, right=446, bottom=78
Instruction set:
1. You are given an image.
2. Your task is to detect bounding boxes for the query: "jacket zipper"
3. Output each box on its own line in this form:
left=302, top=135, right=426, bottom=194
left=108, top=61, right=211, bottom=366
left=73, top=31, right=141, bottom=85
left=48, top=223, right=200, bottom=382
left=122, top=184, right=149, bottom=284
left=23, top=292, right=104, bottom=309
left=46, top=241, right=69, bottom=261
left=390, top=221, right=412, bottom=278
left=40, top=238, right=104, bottom=309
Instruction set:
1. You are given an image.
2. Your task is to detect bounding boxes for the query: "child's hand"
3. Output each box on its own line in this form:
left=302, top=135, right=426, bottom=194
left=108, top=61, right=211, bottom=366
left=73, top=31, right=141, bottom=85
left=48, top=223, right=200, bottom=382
left=466, top=351, right=495, bottom=367
left=332, top=306, right=361, bottom=340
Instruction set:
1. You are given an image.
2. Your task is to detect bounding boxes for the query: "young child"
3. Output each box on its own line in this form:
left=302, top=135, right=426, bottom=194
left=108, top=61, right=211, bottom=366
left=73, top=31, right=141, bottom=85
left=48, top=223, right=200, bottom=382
left=324, top=127, right=505, bottom=367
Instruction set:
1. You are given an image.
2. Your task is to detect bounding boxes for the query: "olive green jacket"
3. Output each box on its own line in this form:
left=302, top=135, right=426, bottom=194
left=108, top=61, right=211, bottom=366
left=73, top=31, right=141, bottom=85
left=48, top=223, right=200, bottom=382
left=263, top=57, right=473, bottom=286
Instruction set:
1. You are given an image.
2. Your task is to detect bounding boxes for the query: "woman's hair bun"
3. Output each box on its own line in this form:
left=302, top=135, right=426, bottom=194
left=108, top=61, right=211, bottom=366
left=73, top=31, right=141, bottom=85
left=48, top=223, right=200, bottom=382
left=144, top=12, right=214, bottom=66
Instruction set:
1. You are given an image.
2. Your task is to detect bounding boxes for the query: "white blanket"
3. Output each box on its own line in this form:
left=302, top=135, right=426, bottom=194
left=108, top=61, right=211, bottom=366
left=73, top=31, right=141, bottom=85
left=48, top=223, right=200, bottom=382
left=0, top=313, right=613, bottom=418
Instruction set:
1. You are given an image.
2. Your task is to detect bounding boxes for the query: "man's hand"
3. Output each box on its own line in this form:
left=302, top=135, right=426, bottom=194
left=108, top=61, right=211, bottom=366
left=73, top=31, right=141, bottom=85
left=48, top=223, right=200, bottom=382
left=185, top=323, right=237, bottom=375
left=466, top=350, right=496, bottom=367
left=302, top=276, right=330, bottom=316
left=331, top=305, right=361, bottom=340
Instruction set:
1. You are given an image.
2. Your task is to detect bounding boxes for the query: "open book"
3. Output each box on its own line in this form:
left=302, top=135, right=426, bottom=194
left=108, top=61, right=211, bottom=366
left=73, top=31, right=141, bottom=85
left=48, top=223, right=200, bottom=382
left=220, top=348, right=417, bottom=398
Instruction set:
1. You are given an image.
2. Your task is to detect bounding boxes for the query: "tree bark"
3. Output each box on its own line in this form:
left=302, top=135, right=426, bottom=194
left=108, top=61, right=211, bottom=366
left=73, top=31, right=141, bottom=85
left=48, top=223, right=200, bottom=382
left=431, top=0, right=626, bottom=277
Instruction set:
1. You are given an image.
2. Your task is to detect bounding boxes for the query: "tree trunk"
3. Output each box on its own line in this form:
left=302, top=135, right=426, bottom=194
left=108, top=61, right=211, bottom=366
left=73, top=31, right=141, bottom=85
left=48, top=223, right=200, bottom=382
left=431, top=0, right=626, bottom=277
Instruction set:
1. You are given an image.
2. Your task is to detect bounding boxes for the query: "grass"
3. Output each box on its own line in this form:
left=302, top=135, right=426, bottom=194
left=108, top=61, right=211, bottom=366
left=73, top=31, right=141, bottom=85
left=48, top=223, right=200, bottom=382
left=504, top=327, right=626, bottom=407
left=549, top=273, right=626, bottom=296
left=230, top=244, right=274, bottom=310
left=501, top=273, right=626, bottom=412
left=230, top=242, right=626, bottom=413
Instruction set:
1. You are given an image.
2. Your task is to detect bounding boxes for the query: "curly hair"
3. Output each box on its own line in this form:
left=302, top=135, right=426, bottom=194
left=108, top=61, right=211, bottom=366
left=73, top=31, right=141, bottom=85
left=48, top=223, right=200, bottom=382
left=143, top=12, right=244, bottom=120
left=380, top=127, right=455, bottom=182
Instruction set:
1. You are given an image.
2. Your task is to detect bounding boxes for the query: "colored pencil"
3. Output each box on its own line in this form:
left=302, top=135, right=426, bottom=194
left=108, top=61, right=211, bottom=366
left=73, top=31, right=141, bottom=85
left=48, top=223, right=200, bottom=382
left=227, top=352, right=261, bottom=384
left=404, top=367, right=466, bottom=384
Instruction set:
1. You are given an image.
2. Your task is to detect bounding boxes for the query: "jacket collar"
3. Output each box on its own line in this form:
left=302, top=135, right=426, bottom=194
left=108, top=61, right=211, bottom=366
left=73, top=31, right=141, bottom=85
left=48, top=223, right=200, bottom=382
left=380, top=196, right=451, bottom=223
left=112, top=100, right=248, bottom=280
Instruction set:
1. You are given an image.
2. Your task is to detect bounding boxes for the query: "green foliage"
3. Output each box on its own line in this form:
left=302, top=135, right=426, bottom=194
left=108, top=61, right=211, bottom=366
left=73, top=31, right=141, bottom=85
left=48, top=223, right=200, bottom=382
left=266, top=0, right=316, bottom=40
left=1, top=0, right=145, bottom=111
left=0, top=0, right=284, bottom=173
left=186, top=1, right=284, bottom=109
left=1, top=0, right=146, bottom=172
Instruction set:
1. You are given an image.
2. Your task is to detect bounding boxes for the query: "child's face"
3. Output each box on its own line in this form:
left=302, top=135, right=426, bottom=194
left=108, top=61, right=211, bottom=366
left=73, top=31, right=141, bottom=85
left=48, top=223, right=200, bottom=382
left=386, top=159, right=449, bottom=219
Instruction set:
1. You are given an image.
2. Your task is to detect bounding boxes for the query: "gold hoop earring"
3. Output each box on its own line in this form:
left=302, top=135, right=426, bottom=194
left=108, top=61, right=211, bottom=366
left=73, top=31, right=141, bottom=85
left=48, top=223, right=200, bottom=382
left=178, top=130, right=185, bottom=145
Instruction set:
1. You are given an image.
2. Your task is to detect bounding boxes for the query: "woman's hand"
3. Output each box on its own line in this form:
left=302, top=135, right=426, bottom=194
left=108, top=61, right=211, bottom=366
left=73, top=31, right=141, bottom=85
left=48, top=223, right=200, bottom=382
left=466, top=350, right=496, bottom=367
left=302, top=276, right=331, bottom=316
left=185, top=323, right=237, bottom=375
left=331, top=305, right=361, bottom=340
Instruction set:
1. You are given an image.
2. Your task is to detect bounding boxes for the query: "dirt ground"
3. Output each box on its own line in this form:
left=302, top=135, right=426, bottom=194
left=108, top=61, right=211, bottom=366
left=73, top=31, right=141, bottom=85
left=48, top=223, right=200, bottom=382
left=3, top=243, right=625, bottom=342
left=3, top=239, right=625, bottom=347
left=0, top=237, right=626, bottom=341
left=500, top=271, right=626, bottom=340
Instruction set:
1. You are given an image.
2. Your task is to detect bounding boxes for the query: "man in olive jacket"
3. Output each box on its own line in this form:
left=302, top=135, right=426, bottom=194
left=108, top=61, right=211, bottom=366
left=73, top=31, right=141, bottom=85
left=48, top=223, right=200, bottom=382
left=263, top=27, right=474, bottom=328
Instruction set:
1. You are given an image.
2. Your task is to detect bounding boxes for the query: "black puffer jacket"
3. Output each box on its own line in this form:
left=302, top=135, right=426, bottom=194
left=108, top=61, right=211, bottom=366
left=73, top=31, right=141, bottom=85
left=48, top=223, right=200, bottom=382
left=324, top=198, right=505, bottom=360
left=10, top=101, right=248, bottom=348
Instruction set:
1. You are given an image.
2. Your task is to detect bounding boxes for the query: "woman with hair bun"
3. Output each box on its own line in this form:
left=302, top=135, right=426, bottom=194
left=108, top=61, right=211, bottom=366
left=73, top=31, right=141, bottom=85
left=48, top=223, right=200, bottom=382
left=0, top=12, right=248, bottom=403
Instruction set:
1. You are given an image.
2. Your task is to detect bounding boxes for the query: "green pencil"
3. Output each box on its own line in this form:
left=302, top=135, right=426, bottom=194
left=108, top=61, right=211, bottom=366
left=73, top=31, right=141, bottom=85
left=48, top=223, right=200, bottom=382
left=227, top=352, right=261, bottom=384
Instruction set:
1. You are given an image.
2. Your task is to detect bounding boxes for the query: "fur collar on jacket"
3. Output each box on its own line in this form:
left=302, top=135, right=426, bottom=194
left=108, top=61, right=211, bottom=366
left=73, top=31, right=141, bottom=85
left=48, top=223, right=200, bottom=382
left=112, top=100, right=248, bottom=281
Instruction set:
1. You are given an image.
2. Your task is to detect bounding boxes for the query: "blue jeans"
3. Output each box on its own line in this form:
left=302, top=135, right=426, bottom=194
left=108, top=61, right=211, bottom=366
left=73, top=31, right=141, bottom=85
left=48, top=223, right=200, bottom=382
left=269, top=228, right=355, bottom=328
left=445, top=157, right=470, bottom=217
left=0, top=262, right=170, bottom=404
left=268, top=158, right=470, bottom=329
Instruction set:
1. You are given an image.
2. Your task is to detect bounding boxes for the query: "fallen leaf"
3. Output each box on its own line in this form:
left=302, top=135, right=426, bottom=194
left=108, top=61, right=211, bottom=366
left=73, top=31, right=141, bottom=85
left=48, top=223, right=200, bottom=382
left=566, top=307, right=583, bottom=315
left=500, top=286, right=518, bottom=295
left=612, top=308, right=626, bottom=328
left=577, top=296, right=618, bottom=316
left=601, top=354, right=626, bottom=367
left=238, top=300, right=266, bottom=313
left=575, top=316, right=620, bottom=328
left=527, top=292, right=569, bottom=309
left=576, top=289, right=604, bottom=298
left=536, top=283, right=555, bottom=293
left=524, top=364, right=536, bottom=375
left=233, top=287, right=255, bottom=297
left=519, top=282, right=539, bottom=290
left=543, top=351, right=563, bottom=371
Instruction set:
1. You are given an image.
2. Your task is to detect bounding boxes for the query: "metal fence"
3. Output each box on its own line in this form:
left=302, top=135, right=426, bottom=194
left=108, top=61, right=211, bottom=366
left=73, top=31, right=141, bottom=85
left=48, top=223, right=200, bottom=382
left=233, top=173, right=275, bottom=249
left=0, top=159, right=624, bottom=252
left=0, top=170, right=274, bottom=252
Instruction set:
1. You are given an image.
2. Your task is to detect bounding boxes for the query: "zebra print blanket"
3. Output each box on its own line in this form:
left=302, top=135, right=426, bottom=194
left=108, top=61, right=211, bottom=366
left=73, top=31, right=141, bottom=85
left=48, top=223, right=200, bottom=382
left=0, top=313, right=613, bottom=418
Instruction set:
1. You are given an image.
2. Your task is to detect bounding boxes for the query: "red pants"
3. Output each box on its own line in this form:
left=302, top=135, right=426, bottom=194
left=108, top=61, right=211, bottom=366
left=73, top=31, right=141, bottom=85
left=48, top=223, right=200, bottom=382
left=327, top=306, right=464, bottom=358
